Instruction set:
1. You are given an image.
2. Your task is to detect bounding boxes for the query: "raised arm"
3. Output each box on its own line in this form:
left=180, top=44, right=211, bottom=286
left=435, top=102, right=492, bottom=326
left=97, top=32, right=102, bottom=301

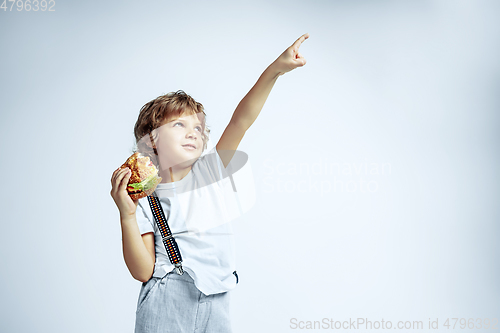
left=216, top=33, right=310, bottom=168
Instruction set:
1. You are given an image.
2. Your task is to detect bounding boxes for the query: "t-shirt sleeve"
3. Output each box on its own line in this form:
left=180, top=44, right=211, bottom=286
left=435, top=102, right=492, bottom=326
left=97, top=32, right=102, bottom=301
left=195, top=146, right=231, bottom=184
left=195, top=146, right=255, bottom=218
left=136, top=197, right=155, bottom=235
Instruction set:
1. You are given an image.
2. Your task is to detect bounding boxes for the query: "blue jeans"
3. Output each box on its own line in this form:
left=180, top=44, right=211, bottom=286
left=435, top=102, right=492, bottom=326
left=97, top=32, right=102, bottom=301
left=134, top=270, right=233, bottom=333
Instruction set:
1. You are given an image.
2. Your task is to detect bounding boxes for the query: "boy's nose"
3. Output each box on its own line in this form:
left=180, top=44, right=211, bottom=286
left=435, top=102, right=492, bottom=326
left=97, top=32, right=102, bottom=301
left=186, top=130, right=198, bottom=138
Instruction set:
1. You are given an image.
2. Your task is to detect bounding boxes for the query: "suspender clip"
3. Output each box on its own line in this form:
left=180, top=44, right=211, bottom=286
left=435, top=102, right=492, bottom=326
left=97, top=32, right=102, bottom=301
left=174, top=262, right=184, bottom=275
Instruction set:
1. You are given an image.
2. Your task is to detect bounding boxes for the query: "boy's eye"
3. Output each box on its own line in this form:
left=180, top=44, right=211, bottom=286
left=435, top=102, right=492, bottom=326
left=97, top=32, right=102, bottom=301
left=175, top=122, right=202, bottom=132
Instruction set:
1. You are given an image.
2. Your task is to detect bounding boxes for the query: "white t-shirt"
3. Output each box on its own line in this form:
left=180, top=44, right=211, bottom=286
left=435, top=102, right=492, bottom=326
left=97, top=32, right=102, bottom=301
left=135, top=146, right=245, bottom=296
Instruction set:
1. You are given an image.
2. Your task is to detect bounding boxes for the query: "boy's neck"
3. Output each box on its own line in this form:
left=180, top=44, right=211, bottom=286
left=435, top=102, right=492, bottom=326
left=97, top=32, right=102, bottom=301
left=159, top=166, right=192, bottom=183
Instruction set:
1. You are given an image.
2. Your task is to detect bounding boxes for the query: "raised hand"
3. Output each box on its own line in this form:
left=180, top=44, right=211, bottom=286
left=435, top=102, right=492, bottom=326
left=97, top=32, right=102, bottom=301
left=271, top=33, right=310, bottom=76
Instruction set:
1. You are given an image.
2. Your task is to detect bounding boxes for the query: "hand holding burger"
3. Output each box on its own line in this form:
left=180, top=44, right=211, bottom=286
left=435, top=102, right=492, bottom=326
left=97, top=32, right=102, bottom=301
left=120, top=152, right=162, bottom=199
left=110, top=152, right=162, bottom=217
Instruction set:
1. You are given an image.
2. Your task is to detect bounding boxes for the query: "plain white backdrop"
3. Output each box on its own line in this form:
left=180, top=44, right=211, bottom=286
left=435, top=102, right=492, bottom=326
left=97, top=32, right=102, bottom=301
left=1, top=0, right=499, bottom=332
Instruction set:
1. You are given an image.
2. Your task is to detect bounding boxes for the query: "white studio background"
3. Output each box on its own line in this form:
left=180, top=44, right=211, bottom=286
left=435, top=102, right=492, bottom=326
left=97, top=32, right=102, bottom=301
left=1, top=0, right=499, bottom=332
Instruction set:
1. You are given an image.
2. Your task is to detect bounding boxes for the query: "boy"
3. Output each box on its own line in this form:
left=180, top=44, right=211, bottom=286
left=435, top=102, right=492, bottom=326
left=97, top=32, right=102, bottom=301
left=110, top=33, right=309, bottom=333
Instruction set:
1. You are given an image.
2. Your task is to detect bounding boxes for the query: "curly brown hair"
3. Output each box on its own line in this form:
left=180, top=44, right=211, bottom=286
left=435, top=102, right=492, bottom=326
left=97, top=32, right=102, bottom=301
left=133, top=90, right=211, bottom=157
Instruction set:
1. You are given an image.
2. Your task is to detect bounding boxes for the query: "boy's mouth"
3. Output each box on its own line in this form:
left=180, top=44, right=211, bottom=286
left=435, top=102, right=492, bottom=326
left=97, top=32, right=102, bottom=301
left=182, top=144, right=197, bottom=150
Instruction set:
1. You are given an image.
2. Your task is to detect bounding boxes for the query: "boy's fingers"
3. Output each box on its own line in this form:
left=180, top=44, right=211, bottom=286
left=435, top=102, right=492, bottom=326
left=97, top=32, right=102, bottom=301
left=111, top=172, right=122, bottom=189
left=112, top=169, right=129, bottom=190
left=111, top=167, right=124, bottom=180
left=111, top=168, right=126, bottom=184
left=119, top=170, right=131, bottom=190
left=291, top=33, right=309, bottom=49
left=111, top=169, right=118, bottom=183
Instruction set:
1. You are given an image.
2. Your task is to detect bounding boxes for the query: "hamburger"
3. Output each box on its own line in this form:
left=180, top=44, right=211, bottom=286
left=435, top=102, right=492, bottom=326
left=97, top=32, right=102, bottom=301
left=120, top=152, right=162, bottom=200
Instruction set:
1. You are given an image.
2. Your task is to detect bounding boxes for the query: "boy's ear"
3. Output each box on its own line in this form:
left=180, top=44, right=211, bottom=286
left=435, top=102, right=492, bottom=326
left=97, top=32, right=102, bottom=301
left=136, top=132, right=158, bottom=156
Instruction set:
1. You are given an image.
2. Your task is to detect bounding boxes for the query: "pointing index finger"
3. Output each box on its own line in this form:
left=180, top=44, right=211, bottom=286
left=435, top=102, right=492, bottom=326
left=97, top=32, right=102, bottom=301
left=292, top=33, right=310, bottom=49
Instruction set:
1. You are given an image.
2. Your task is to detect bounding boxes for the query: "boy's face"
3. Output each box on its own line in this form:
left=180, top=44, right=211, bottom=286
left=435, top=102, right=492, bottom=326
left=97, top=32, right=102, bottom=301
left=153, top=112, right=205, bottom=171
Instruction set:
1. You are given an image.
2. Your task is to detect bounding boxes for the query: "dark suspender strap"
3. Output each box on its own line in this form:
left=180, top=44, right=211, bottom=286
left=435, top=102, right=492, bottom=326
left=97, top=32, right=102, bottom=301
left=147, top=194, right=184, bottom=275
